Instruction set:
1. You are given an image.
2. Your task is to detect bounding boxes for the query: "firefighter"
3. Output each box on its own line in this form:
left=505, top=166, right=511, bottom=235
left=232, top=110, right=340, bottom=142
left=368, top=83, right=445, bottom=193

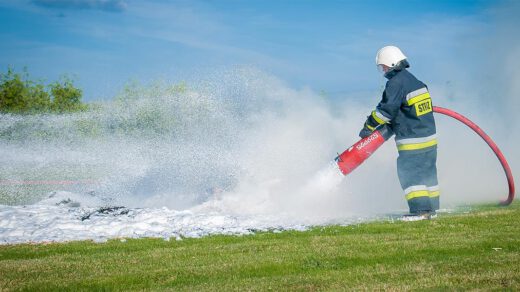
left=359, top=46, right=439, bottom=220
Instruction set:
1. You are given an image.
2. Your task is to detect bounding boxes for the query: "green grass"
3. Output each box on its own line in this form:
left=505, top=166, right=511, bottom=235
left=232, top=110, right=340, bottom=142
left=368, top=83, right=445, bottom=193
left=1, top=202, right=519, bottom=291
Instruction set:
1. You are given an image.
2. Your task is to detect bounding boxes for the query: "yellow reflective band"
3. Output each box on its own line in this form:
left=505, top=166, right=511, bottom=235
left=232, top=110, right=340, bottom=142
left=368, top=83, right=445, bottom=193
left=405, top=190, right=430, bottom=201
left=371, top=110, right=386, bottom=125
left=407, top=92, right=430, bottom=106
left=429, top=191, right=440, bottom=198
left=397, top=139, right=437, bottom=151
left=366, top=123, right=375, bottom=131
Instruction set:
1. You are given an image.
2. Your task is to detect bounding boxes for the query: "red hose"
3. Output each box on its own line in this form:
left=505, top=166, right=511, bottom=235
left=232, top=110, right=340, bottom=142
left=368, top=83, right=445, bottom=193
left=433, top=106, right=515, bottom=205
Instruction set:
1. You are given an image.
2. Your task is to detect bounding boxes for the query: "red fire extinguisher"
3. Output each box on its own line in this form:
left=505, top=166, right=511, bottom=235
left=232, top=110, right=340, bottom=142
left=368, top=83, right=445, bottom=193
left=335, top=106, right=515, bottom=205
left=335, top=125, right=392, bottom=176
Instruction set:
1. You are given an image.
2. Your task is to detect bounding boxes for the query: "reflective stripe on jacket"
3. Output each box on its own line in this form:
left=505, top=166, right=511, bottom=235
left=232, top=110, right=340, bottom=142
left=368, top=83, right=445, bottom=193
left=364, top=68, right=437, bottom=152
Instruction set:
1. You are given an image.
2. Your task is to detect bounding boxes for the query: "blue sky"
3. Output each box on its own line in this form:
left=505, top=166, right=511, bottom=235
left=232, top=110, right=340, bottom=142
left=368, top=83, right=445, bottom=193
left=0, top=0, right=507, bottom=100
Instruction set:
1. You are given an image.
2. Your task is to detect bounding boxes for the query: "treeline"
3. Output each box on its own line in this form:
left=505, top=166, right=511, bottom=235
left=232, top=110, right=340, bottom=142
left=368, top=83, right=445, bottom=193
left=0, top=68, right=87, bottom=114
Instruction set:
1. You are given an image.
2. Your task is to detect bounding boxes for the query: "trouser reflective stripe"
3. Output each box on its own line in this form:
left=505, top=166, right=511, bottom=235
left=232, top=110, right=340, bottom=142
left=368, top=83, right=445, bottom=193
left=428, top=185, right=440, bottom=198
left=406, top=190, right=430, bottom=200
left=404, top=185, right=429, bottom=200
left=404, top=186, right=440, bottom=199
left=397, top=139, right=437, bottom=151
left=396, top=134, right=438, bottom=151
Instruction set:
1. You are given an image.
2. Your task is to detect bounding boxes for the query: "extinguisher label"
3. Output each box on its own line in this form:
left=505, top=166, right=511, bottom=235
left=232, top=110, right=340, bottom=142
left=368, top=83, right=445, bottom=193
left=356, top=132, right=379, bottom=151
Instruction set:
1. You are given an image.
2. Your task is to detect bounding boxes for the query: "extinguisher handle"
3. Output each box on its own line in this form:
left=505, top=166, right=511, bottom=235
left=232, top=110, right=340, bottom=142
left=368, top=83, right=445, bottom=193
left=377, top=124, right=394, bottom=141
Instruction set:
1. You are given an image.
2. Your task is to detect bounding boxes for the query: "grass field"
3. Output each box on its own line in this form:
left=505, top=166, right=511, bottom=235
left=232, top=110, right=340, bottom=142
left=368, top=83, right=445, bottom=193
left=1, top=202, right=519, bottom=291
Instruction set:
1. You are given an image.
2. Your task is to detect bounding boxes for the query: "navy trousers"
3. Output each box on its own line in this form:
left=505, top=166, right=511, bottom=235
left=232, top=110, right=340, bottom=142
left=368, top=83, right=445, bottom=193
left=397, top=147, right=439, bottom=213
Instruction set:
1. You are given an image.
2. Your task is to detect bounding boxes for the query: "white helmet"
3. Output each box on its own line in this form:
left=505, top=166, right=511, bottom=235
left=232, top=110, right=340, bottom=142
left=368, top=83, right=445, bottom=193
left=375, top=46, right=407, bottom=71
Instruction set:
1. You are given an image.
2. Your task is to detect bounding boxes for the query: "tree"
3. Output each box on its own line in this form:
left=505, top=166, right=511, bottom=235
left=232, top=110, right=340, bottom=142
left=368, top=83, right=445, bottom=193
left=49, top=77, right=86, bottom=113
left=0, top=68, right=24, bottom=113
left=0, top=67, right=86, bottom=114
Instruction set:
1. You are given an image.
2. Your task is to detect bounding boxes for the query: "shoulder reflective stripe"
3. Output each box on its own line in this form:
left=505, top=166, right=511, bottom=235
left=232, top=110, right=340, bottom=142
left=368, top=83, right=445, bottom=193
left=406, top=87, right=428, bottom=101
left=407, top=93, right=430, bottom=106
left=404, top=185, right=428, bottom=195
left=406, top=87, right=430, bottom=106
left=396, top=134, right=437, bottom=146
left=398, top=139, right=437, bottom=151
left=372, top=110, right=390, bottom=124
left=406, top=190, right=430, bottom=201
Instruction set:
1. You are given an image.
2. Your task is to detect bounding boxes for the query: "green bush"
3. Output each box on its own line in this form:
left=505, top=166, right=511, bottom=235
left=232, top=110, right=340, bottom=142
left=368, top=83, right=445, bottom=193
left=0, top=67, right=87, bottom=114
left=49, top=77, right=87, bottom=113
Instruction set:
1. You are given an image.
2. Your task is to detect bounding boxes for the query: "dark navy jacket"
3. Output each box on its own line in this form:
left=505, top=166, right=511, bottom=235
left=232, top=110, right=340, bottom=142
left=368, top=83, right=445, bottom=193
left=362, top=65, right=437, bottom=152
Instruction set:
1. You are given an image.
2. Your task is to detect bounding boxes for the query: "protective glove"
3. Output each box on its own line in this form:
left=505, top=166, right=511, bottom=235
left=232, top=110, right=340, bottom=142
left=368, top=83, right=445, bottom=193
left=359, top=124, right=373, bottom=138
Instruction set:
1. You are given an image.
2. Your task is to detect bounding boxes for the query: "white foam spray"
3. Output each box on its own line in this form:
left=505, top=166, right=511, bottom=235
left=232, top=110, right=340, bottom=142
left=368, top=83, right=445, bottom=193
left=0, top=68, right=376, bottom=244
